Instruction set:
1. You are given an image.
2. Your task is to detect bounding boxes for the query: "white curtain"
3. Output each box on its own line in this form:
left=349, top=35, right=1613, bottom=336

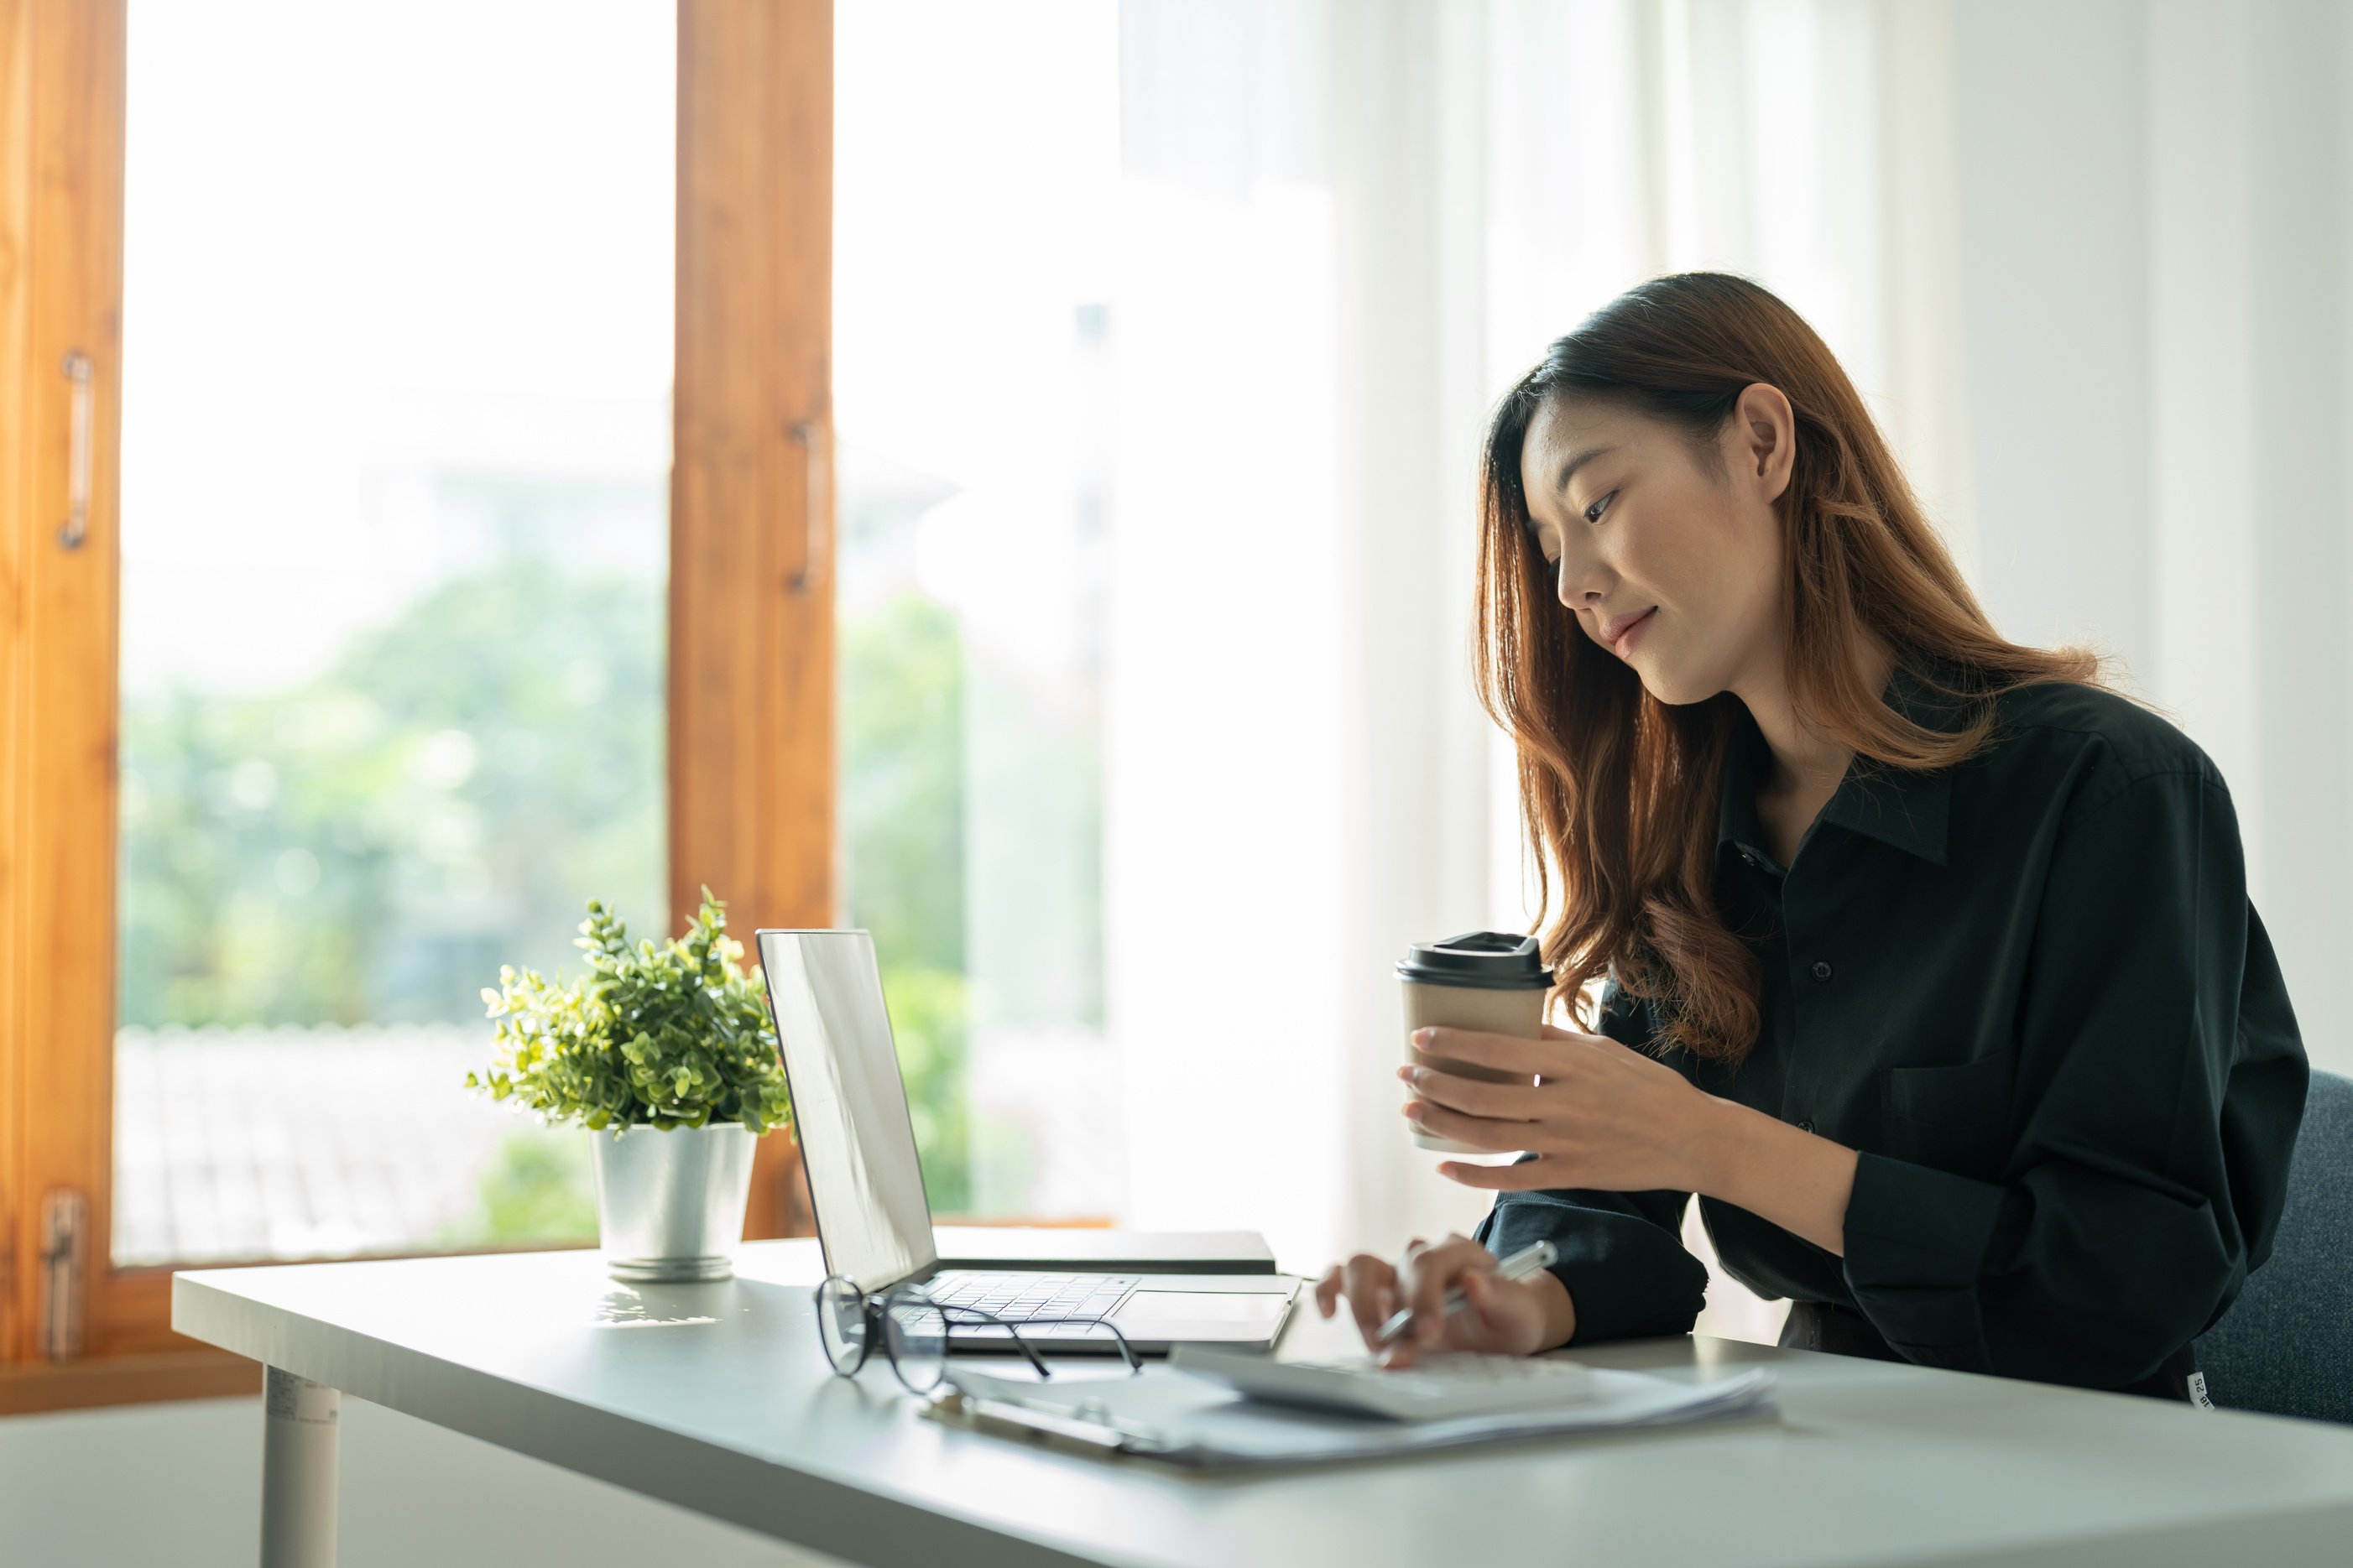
left=1102, top=0, right=2353, bottom=1321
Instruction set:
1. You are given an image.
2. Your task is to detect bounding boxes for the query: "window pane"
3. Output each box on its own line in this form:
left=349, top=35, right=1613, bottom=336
left=835, top=2, right=1121, bottom=1220
left=112, top=1, right=676, bottom=1266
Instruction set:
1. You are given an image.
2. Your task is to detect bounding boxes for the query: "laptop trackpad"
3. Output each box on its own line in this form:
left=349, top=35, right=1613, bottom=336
left=1111, top=1289, right=1289, bottom=1339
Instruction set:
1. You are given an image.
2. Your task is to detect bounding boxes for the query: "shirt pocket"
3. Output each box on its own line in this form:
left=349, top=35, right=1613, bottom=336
left=1880, top=1051, right=2015, bottom=1180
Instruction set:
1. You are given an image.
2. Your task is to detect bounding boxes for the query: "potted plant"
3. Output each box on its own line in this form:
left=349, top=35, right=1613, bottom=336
left=466, top=889, right=793, bottom=1282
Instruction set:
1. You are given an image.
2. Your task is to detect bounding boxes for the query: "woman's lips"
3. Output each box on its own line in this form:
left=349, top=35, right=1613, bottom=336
left=1610, top=608, right=1656, bottom=659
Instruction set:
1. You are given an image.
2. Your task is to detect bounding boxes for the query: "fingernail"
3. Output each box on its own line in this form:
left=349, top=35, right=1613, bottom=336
left=1411, top=1028, right=1434, bottom=1044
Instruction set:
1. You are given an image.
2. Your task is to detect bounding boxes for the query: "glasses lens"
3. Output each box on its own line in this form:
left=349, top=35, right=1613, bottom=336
left=883, top=1292, right=949, bottom=1393
left=817, top=1277, right=868, bottom=1375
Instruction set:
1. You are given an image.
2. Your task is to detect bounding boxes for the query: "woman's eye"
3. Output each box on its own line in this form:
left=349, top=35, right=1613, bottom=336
left=1583, top=490, right=1616, bottom=525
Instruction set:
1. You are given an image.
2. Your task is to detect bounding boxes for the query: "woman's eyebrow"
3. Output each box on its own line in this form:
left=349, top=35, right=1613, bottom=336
left=1553, top=444, right=1617, bottom=497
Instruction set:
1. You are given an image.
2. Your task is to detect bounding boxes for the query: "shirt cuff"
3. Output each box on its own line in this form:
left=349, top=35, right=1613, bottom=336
left=1475, top=1196, right=1707, bottom=1346
left=1841, top=1149, right=2007, bottom=1354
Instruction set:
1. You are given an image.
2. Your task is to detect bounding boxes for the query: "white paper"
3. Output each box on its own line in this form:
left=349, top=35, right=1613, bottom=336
left=942, top=1363, right=1779, bottom=1469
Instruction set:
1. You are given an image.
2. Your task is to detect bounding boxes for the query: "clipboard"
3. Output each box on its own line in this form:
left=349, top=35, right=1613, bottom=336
left=924, top=1362, right=1778, bottom=1471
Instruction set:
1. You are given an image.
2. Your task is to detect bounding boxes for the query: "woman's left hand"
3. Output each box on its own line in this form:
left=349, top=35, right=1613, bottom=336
left=1401, top=1024, right=1723, bottom=1192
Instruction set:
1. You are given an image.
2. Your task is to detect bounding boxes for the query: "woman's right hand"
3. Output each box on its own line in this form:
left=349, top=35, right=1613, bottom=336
left=1312, top=1232, right=1573, bottom=1367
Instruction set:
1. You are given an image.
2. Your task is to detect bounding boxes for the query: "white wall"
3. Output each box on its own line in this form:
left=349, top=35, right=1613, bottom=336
left=1952, top=0, right=2154, bottom=671
left=1951, top=0, right=2353, bottom=1075
left=0, top=1397, right=841, bottom=1568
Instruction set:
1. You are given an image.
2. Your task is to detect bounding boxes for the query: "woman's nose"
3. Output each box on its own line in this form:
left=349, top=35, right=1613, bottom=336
left=1555, top=554, right=1610, bottom=610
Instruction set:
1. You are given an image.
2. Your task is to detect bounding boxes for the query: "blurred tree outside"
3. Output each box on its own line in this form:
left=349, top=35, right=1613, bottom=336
left=118, top=557, right=666, bottom=1029
left=843, top=590, right=973, bottom=1216
left=439, top=1128, right=599, bottom=1248
left=120, top=541, right=979, bottom=1235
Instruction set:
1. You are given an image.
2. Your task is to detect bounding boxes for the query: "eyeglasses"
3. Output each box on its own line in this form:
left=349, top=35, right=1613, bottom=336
left=813, top=1274, right=1141, bottom=1394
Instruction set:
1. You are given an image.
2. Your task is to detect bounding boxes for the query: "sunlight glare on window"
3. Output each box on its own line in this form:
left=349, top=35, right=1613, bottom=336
left=112, top=0, right=676, bottom=1267
left=835, top=0, right=1121, bottom=1221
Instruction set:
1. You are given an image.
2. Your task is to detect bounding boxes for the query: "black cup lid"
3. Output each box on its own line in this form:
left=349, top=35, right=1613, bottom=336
left=1395, top=930, right=1553, bottom=990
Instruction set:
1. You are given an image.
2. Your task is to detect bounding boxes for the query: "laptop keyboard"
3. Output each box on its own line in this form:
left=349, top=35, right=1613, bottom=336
left=928, top=1271, right=1140, bottom=1333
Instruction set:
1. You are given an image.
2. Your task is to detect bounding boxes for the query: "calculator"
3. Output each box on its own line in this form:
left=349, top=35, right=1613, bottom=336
left=1168, top=1343, right=1599, bottom=1423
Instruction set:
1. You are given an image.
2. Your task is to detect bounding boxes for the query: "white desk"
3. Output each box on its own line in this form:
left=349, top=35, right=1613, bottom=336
left=175, top=1238, right=2353, bottom=1568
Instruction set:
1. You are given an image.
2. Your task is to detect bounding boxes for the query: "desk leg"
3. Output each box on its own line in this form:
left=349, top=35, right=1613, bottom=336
left=260, top=1366, right=341, bottom=1568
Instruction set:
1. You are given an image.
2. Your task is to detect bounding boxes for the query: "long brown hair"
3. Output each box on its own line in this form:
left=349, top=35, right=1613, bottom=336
left=1474, top=272, right=2123, bottom=1066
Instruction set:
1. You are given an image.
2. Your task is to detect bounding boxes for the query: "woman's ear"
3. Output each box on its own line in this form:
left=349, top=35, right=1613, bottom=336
left=1730, top=382, right=1797, bottom=505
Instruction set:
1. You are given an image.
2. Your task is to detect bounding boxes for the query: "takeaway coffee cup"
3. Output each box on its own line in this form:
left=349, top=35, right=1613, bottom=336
left=1396, top=931, right=1552, bottom=1154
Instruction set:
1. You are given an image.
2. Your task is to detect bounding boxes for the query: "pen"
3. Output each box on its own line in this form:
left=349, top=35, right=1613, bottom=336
left=1374, top=1239, right=1558, bottom=1347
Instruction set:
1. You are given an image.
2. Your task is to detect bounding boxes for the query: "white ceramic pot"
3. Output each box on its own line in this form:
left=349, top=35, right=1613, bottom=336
left=589, top=1122, right=756, bottom=1282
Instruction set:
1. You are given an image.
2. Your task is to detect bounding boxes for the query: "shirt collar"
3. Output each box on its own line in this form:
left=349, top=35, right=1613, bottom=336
left=1716, top=661, right=1962, bottom=870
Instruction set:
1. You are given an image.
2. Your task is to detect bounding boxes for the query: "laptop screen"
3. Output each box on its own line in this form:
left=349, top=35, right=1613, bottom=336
left=754, top=930, right=938, bottom=1291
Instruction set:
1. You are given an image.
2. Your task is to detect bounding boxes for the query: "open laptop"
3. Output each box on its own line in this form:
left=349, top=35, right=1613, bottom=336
left=754, top=929, right=1299, bottom=1354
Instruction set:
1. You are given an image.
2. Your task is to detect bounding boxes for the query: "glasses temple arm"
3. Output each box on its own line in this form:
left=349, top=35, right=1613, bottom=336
left=993, top=1315, right=1142, bottom=1373
left=942, top=1304, right=1053, bottom=1378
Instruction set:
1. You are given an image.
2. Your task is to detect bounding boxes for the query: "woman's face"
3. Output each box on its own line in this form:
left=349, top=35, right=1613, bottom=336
left=1517, top=389, right=1793, bottom=706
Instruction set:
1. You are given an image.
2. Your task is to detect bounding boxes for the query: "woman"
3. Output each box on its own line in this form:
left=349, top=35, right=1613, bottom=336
left=1316, top=272, right=2308, bottom=1401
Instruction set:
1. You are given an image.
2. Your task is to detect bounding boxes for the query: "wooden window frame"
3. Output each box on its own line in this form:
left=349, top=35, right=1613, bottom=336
left=0, top=0, right=832, bottom=1414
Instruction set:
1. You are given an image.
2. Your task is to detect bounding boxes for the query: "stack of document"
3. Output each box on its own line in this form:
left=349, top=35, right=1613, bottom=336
left=931, top=1362, right=1777, bottom=1471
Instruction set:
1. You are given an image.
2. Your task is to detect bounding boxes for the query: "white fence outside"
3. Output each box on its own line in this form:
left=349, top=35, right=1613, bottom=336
left=113, top=1023, right=587, bottom=1267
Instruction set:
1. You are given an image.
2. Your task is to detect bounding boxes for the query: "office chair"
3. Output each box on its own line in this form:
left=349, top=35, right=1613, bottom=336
left=2192, top=1069, right=2353, bottom=1424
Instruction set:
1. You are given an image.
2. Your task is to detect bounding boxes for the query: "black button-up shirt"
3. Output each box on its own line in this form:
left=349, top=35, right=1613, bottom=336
left=1475, top=661, right=2309, bottom=1399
